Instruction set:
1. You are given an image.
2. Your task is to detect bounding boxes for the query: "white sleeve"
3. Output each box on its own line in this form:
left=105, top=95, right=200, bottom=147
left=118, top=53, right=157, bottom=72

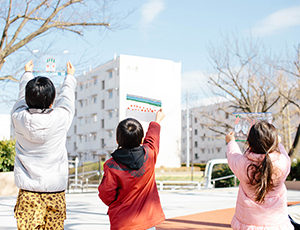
left=11, top=72, right=34, bottom=114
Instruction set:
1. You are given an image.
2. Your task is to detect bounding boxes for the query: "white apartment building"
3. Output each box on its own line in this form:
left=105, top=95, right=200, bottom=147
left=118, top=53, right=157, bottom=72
left=0, top=114, right=11, bottom=140
left=66, top=54, right=182, bottom=167
left=181, top=100, right=235, bottom=164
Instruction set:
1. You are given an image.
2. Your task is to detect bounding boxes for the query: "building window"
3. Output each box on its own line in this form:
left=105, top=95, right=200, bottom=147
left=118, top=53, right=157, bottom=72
left=101, top=119, right=104, bottom=128
left=212, top=148, right=214, bottom=153
left=79, top=135, right=83, bottom=143
left=67, top=137, right=71, bottom=145
left=225, top=112, right=229, bottom=119
left=92, top=114, right=97, bottom=123
left=101, top=100, right=105, bottom=109
left=92, top=95, right=97, bottom=104
left=84, top=135, right=87, bottom=142
left=195, top=153, right=199, bottom=159
left=109, top=90, right=113, bottom=99
left=201, top=136, right=205, bottom=141
left=201, top=124, right=204, bottom=129
left=208, top=149, right=210, bottom=154
left=101, top=139, right=105, bottom=148
left=195, top=141, right=198, bottom=147
left=194, top=117, right=197, bottom=123
left=91, top=132, right=97, bottom=141
left=79, top=100, right=83, bottom=108
left=102, top=80, right=105, bottom=90
left=73, top=142, right=76, bottom=151
left=79, top=117, right=83, bottom=126
left=217, top=148, right=221, bottom=153
left=108, top=110, right=113, bottom=118
left=109, top=71, right=112, bottom=79
left=93, top=76, right=97, bottom=85
left=201, top=148, right=205, bottom=154
left=108, top=130, right=113, bottom=138
left=194, top=129, right=198, bottom=135
left=80, top=83, right=83, bottom=91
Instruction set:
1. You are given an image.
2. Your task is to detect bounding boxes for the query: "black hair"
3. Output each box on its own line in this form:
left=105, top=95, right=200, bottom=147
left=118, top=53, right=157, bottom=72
left=25, top=76, right=56, bottom=109
left=116, top=118, right=144, bottom=149
left=246, top=120, right=279, bottom=203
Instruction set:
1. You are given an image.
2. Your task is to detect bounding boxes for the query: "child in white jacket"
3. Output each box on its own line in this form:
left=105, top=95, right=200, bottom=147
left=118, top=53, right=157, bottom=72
left=11, top=60, right=76, bottom=230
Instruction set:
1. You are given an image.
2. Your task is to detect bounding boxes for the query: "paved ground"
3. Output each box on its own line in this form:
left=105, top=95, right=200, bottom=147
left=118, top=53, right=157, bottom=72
left=1, top=188, right=300, bottom=230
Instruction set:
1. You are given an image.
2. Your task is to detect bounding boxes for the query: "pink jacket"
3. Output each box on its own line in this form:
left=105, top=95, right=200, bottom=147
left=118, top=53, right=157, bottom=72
left=227, top=141, right=293, bottom=230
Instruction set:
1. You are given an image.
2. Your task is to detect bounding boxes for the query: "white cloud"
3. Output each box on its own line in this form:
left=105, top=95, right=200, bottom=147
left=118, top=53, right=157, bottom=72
left=251, top=6, right=300, bottom=36
left=141, top=0, right=165, bottom=24
left=139, top=0, right=165, bottom=38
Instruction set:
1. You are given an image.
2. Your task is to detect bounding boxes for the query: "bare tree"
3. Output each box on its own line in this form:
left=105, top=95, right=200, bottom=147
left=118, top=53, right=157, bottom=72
left=0, top=0, right=121, bottom=82
left=207, top=36, right=280, bottom=114
left=197, top=35, right=300, bottom=158
left=272, top=46, right=300, bottom=158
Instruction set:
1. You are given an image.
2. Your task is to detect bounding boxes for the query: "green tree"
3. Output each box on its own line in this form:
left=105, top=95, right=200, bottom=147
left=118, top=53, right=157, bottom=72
left=0, top=139, right=16, bottom=172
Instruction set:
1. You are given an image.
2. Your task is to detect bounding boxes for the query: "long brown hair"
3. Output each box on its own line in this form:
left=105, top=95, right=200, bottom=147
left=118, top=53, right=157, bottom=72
left=246, top=121, right=279, bottom=203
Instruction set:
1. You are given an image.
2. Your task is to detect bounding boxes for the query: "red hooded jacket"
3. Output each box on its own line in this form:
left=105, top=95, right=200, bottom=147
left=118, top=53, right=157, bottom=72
left=98, top=122, right=165, bottom=230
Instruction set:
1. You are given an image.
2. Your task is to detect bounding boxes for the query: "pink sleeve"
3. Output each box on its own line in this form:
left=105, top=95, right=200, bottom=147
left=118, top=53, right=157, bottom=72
left=226, top=141, right=246, bottom=180
left=278, top=143, right=291, bottom=178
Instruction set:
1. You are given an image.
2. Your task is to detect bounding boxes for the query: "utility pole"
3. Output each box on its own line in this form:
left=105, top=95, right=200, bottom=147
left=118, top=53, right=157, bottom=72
left=191, top=111, right=194, bottom=181
left=186, top=92, right=190, bottom=168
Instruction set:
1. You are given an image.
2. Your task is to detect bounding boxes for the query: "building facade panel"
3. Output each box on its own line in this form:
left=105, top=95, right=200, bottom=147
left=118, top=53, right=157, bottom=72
left=67, top=55, right=181, bottom=167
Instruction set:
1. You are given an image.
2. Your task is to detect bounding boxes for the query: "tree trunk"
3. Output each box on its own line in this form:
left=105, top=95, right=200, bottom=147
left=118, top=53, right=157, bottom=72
left=288, top=123, right=300, bottom=158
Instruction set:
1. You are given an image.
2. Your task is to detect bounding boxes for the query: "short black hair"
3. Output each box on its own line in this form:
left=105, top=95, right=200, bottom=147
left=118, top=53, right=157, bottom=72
left=25, top=76, right=56, bottom=109
left=116, top=118, right=144, bottom=149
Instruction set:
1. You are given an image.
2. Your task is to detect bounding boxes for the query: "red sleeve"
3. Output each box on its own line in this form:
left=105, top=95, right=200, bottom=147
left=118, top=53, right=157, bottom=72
left=143, top=121, right=161, bottom=156
left=98, top=162, right=118, bottom=206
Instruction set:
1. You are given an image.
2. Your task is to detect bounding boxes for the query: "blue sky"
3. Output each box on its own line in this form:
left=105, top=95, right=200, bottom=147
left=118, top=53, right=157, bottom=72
left=1, top=0, right=300, bottom=113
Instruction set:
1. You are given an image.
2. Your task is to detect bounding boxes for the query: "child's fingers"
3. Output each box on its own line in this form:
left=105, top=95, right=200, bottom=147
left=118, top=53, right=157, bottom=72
left=25, top=60, right=34, bottom=71
left=67, top=61, right=75, bottom=75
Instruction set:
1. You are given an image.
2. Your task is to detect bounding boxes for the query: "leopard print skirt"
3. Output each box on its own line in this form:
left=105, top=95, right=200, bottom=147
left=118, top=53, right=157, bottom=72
left=14, top=189, right=66, bottom=230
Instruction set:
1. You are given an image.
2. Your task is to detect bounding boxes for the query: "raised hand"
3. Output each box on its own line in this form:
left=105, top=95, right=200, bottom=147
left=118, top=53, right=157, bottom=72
left=67, top=61, right=75, bottom=75
left=25, top=60, right=34, bottom=72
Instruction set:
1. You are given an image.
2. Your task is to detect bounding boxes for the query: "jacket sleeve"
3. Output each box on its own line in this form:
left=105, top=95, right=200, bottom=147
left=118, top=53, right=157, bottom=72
left=143, top=122, right=161, bottom=156
left=98, top=163, right=118, bottom=206
left=278, top=143, right=291, bottom=178
left=54, top=74, right=77, bottom=128
left=226, top=140, right=245, bottom=180
left=11, top=72, right=34, bottom=114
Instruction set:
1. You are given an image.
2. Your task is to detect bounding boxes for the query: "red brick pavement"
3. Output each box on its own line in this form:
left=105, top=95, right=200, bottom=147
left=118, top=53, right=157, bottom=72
left=156, top=201, right=300, bottom=230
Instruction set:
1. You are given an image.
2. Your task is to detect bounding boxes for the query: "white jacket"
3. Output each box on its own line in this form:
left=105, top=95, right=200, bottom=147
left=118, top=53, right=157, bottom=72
left=11, top=72, right=76, bottom=192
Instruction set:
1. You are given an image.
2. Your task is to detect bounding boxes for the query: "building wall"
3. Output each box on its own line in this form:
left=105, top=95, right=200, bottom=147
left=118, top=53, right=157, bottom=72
left=67, top=55, right=181, bottom=167
left=181, top=101, right=234, bottom=164
left=0, top=114, right=11, bottom=140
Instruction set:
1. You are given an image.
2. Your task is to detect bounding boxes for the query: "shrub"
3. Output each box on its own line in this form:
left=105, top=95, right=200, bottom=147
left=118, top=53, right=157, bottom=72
left=211, top=163, right=238, bottom=188
left=0, top=140, right=16, bottom=172
left=287, top=159, right=300, bottom=181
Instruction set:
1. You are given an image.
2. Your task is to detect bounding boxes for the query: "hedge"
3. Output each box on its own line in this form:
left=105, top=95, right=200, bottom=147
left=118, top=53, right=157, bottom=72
left=0, top=140, right=16, bottom=172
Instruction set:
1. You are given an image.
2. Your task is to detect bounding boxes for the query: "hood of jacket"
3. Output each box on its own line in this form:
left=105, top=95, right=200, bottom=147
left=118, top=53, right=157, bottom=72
left=111, top=146, right=145, bottom=170
left=12, top=108, right=56, bottom=144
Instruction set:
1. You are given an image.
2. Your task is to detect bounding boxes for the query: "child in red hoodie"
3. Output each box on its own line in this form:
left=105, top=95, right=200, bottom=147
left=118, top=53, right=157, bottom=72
left=98, top=109, right=165, bottom=230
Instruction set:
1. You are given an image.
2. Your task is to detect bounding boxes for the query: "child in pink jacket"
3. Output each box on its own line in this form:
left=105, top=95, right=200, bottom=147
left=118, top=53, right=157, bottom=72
left=226, top=121, right=293, bottom=230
